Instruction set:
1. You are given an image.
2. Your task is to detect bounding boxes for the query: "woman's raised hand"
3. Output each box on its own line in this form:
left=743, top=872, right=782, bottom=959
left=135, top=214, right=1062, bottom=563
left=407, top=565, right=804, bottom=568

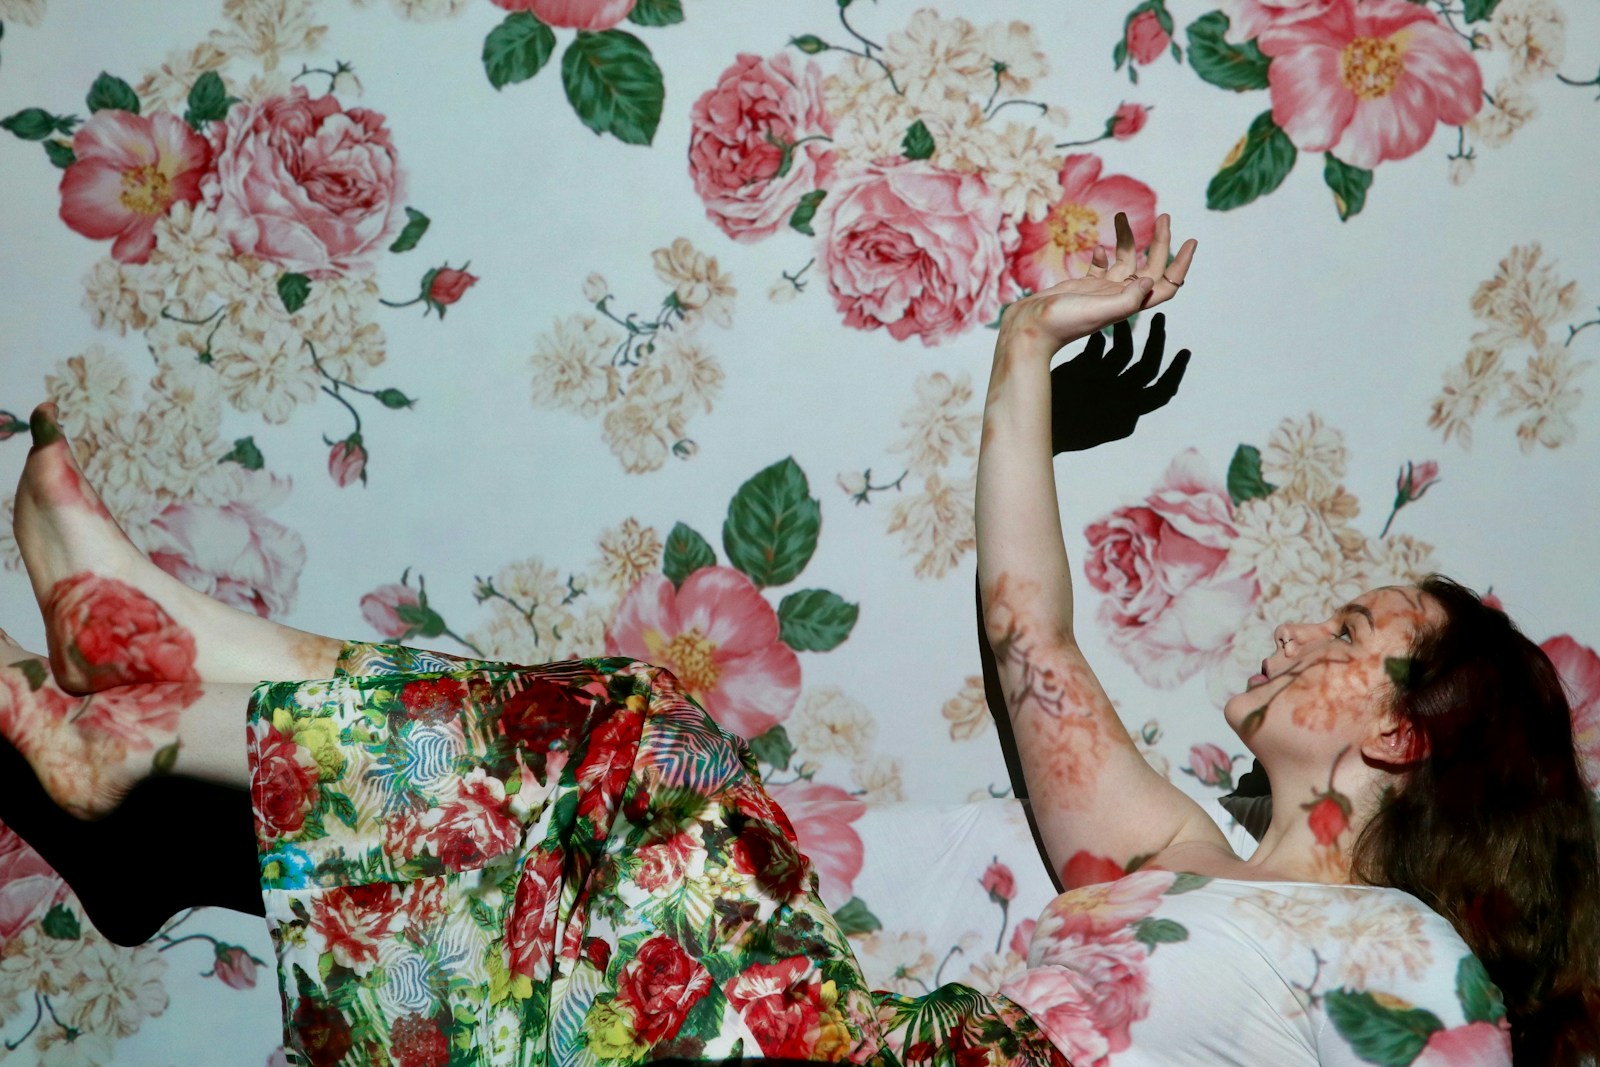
left=997, top=211, right=1197, bottom=358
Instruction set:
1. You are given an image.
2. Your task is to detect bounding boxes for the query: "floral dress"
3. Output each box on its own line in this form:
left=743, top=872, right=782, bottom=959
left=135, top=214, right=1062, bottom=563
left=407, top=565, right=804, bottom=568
left=247, top=643, right=1065, bottom=1067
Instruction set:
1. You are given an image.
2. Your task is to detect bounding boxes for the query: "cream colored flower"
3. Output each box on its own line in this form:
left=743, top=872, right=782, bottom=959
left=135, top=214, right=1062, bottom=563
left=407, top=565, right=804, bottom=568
left=793, top=687, right=878, bottom=760
left=892, top=372, right=981, bottom=477
left=34, top=1028, right=116, bottom=1067
left=548, top=600, right=611, bottom=660
left=387, top=0, right=472, bottom=20
left=651, top=239, right=736, bottom=328
left=1043, top=105, right=1072, bottom=128
left=148, top=204, right=235, bottom=318
left=602, top=395, right=674, bottom=473
left=882, top=9, right=992, bottom=107
left=61, top=938, right=168, bottom=1038
left=45, top=346, right=133, bottom=442
left=1228, top=494, right=1343, bottom=597
left=1259, top=413, right=1346, bottom=504
left=1500, top=345, right=1589, bottom=452
left=234, top=69, right=297, bottom=106
left=593, top=518, right=662, bottom=594
left=821, top=54, right=897, bottom=119
left=530, top=314, right=622, bottom=416
left=214, top=324, right=320, bottom=424
left=1428, top=344, right=1511, bottom=447
left=582, top=272, right=610, bottom=304
left=1329, top=897, right=1431, bottom=987
left=1467, top=81, right=1537, bottom=148
left=942, top=675, right=990, bottom=741
left=829, top=85, right=920, bottom=166
left=923, top=96, right=998, bottom=174
left=473, top=557, right=580, bottom=655
left=1448, top=155, right=1475, bottom=186
left=631, top=328, right=724, bottom=416
left=211, top=0, right=326, bottom=70
left=768, top=275, right=801, bottom=303
left=852, top=753, right=906, bottom=804
left=136, top=41, right=231, bottom=110
left=987, top=123, right=1063, bottom=221
left=1361, top=534, right=1440, bottom=591
left=466, top=605, right=544, bottom=664
left=1231, top=889, right=1330, bottom=950
left=1490, top=0, right=1565, bottom=83
left=963, top=950, right=1028, bottom=994
left=887, top=471, right=976, bottom=579
left=860, top=930, right=936, bottom=995
left=79, top=258, right=166, bottom=336
left=0, top=920, right=96, bottom=1000
left=983, top=20, right=1049, bottom=95
left=1470, top=243, right=1581, bottom=349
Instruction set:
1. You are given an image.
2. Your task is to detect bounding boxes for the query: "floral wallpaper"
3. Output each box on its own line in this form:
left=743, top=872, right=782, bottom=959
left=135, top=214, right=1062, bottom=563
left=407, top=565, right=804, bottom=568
left=0, top=0, right=1596, bottom=1062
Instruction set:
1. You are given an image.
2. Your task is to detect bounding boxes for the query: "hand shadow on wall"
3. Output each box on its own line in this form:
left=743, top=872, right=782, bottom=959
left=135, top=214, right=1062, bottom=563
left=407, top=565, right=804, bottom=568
left=0, top=741, right=264, bottom=947
left=976, top=315, right=1189, bottom=885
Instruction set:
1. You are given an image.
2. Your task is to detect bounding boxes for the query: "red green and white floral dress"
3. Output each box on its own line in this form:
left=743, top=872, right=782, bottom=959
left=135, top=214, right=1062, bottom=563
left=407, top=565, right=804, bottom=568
left=246, top=643, right=1066, bottom=1067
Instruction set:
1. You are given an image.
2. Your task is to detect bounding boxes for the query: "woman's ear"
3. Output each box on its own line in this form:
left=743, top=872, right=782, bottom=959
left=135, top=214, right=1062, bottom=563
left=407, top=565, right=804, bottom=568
left=1362, top=715, right=1428, bottom=767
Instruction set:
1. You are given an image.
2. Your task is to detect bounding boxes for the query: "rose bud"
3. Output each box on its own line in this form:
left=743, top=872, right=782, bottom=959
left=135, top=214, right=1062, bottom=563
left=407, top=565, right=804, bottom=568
left=1110, top=102, right=1150, bottom=140
left=360, top=582, right=422, bottom=640
left=1125, top=9, right=1171, bottom=65
left=328, top=434, right=367, bottom=488
left=1184, top=743, right=1235, bottom=788
left=424, top=264, right=478, bottom=316
left=213, top=944, right=258, bottom=990
left=981, top=859, right=1017, bottom=904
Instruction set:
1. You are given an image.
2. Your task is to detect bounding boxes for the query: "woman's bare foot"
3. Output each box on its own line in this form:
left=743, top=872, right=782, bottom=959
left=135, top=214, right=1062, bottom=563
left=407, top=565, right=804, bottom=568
left=0, top=629, right=255, bottom=818
left=13, top=403, right=344, bottom=691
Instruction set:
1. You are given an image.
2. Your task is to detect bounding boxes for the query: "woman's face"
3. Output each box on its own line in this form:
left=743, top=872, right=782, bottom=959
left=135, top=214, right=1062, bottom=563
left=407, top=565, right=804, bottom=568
left=1223, top=586, right=1439, bottom=754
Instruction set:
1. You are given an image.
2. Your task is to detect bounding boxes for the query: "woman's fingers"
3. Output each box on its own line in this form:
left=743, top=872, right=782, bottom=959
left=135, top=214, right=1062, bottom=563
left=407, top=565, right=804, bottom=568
left=1108, top=212, right=1137, bottom=280
left=1144, top=236, right=1198, bottom=308
left=1143, top=214, right=1172, bottom=282
left=1087, top=246, right=1109, bottom=278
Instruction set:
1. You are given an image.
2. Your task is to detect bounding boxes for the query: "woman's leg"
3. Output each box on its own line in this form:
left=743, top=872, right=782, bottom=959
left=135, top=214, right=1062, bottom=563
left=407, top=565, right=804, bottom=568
left=13, top=403, right=344, bottom=690
left=0, top=628, right=254, bottom=817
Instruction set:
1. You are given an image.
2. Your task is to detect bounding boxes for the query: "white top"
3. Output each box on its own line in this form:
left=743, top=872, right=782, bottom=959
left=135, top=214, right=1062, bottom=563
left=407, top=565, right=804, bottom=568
left=999, top=870, right=1513, bottom=1066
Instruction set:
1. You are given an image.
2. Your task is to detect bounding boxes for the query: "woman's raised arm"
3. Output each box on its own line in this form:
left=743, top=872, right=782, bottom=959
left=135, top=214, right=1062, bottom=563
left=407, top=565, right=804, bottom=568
left=975, top=213, right=1229, bottom=882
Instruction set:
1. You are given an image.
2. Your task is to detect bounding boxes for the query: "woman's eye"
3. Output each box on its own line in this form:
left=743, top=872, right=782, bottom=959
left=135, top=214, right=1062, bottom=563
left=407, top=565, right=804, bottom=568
left=1336, top=626, right=1353, bottom=643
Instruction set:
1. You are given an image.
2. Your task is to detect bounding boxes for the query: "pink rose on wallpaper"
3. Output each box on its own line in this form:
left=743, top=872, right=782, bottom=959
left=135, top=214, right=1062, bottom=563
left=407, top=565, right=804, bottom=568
left=607, top=568, right=800, bottom=740
left=204, top=87, right=404, bottom=277
left=766, top=780, right=865, bottom=910
left=59, top=109, right=211, bottom=264
left=1542, top=635, right=1600, bottom=784
left=1010, top=917, right=1036, bottom=960
left=1186, top=742, right=1236, bottom=788
left=147, top=494, right=306, bottom=620
left=1259, top=0, right=1482, bottom=169
left=1218, top=0, right=1337, bottom=44
left=814, top=160, right=1011, bottom=347
left=999, top=966, right=1111, bottom=1065
left=1124, top=10, right=1171, bottom=65
left=1110, top=103, right=1150, bottom=140
left=1412, top=1021, right=1512, bottom=1067
left=1009, top=154, right=1156, bottom=291
left=689, top=53, right=835, bottom=243
left=76, top=682, right=193, bottom=751
left=0, top=826, right=66, bottom=943
left=491, top=0, right=635, bottom=30
left=1084, top=450, right=1257, bottom=688
left=361, top=583, right=422, bottom=639
left=0, top=665, right=74, bottom=756
left=213, top=945, right=259, bottom=990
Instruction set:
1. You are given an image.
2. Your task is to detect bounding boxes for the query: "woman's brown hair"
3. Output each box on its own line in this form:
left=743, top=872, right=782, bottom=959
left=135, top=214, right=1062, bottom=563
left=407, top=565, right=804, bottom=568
left=1352, top=575, right=1600, bottom=1065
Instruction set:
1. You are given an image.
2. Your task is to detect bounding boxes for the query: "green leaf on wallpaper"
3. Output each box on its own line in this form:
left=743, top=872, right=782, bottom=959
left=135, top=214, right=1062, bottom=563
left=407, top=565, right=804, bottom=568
left=2, top=107, right=69, bottom=141
left=1225, top=444, right=1275, bottom=505
left=790, top=35, right=828, bottom=55
left=1462, top=0, right=1502, bottom=21
left=663, top=522, right=717, bottom=588
left=628, top=0, right=684, bottom=27
left=41, top=904, right=80, bottom=940
left=747, top=724, right=794, bottom=771
left=86, top=72, right=140, bottom=115
left=375, top=388, right=415, bottom=409
left=1456, top=955, right=1507, bottom=1024
left=277, top=272, right=312, bottom=313
left=1324, top=990, right=1442, bottom=1067
left=723, top=457, right=821, bottom=588
left=184, top=70, right=238, bottom=129
left=1206, top=111, right=1296, bottom=212
left=220, top=437, right=265, bottom=470
left=561, top=30, right=664, bottom=146
left=788, top=189, right=827, bottom=236
left=1323, top=154, right=1373, bottom=221
left=43, top=140, right=75, bottom=168
left=778, top=589, right=859, bottom=652
left=1186, top=12, right=1270, bottom=91
left=901, top=118, right=935, bottom=161
left=832, top=897, right=882, bottom=935
left=483, top=13, right=557, bottom=90
left=389, top=207, right=431, bottom=253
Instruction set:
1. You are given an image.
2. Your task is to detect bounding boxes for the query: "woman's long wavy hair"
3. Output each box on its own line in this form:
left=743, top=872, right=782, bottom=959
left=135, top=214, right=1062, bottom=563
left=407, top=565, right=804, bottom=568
left=1351, top=576, right=1600, bottom=1065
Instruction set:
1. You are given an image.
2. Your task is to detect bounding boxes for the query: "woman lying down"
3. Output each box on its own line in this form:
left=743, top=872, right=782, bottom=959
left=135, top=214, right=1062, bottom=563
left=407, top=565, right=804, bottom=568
left=2, top=213, right=1596, bottom=1066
